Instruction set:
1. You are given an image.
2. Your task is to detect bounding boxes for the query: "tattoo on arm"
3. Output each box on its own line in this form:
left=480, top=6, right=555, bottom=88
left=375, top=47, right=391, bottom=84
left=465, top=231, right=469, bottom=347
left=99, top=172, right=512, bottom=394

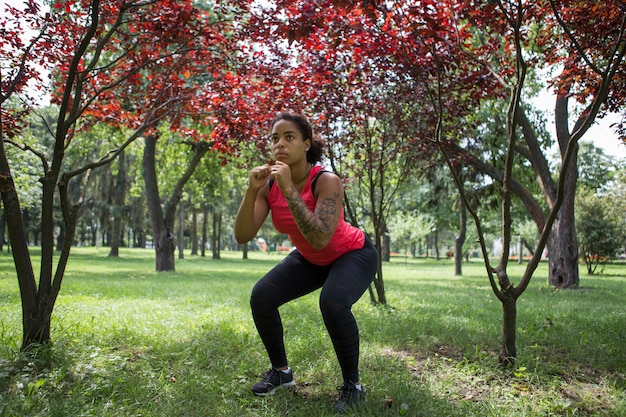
left=285, top=185, right=339, bottom=249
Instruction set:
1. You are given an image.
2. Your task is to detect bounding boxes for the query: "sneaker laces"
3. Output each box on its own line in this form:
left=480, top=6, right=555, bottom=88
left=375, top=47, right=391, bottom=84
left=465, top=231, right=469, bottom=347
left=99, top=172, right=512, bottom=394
left=337, top=383, right=360, bottom=399
left=334, top=383, right=364, bottom=413
left=262, top=368, right=280, bottom=383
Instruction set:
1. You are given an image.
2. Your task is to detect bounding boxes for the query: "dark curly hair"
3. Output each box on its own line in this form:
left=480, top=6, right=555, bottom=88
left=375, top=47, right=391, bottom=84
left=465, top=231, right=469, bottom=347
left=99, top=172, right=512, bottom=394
left=270, top=112, right=326, bottom=164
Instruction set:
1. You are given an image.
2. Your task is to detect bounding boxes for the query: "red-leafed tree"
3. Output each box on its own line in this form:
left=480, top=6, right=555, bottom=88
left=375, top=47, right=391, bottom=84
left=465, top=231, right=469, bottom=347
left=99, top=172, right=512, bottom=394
left=446, top=0, right=625, bottom=362
left=375, top=0, right=624, bottom=363
left=79, top=1, right=260, bottom=272
left=434, top=0, right=626, bottom=292
left=0, top=0, right=274, bottom=348
left=533, top=0, right=626, bottom=288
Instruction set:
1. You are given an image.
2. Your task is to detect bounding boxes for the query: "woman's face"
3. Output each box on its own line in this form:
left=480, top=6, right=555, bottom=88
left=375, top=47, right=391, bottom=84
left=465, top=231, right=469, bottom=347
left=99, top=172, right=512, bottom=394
left=270, top=119, right=310, bottom=164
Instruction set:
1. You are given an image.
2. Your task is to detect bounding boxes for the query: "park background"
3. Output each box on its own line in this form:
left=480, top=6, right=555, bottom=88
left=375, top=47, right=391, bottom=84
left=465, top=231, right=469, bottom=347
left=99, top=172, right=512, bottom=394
left=1, top=0, right=626, bottom=416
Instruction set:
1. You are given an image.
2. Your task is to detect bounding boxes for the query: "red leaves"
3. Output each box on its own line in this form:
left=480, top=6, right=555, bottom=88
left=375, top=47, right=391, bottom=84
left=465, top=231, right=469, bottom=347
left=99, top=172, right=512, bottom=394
left=538, top=1, right=626, bottom=107
left=4, top=0, right=625, bottom=163
left=1, top=0, right=273, bottom=157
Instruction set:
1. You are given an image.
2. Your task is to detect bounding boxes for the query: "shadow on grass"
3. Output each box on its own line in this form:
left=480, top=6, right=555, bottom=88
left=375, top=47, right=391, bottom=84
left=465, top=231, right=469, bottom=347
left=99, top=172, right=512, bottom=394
left=0, top=321, right=471, bottom=417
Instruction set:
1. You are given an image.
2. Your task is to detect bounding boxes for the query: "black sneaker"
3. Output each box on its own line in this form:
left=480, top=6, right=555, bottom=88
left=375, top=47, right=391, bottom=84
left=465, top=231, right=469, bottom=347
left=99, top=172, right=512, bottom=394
left=333, top=382, right=365, bottom=414
left=251, top=368, right=295, bottom=396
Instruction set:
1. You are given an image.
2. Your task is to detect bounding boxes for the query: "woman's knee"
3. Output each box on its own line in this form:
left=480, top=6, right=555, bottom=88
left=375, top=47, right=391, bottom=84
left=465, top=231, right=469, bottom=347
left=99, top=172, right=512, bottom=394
left=250, top=279, right=276, bottom=309
left=319, top=288, right=350, bottom=314
left=321, top=279, right=345, bottom=298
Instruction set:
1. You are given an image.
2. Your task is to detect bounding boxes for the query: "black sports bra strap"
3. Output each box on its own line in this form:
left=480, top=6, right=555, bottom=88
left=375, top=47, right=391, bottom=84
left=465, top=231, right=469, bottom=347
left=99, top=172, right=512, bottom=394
left=311, top=169, right=329, bottom=195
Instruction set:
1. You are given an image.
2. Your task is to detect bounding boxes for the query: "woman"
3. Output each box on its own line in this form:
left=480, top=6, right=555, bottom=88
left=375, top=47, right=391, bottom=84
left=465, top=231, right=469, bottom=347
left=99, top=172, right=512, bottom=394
left=234, top=112, right=378, bottom=413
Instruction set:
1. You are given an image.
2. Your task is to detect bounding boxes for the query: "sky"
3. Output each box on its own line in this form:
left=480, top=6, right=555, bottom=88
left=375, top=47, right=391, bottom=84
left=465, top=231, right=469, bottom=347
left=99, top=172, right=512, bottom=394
left=583, top=114, right=626, bottom=160
left=534, top=89, right=626, bottom=161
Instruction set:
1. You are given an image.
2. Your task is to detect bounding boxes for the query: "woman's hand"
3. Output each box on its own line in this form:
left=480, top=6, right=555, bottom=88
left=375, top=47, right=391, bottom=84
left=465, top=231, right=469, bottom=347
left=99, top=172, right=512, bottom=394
left=249, top=164, right=271, bottom=190
left=269, top=161, right=292, bottom=190
left=235, top=164, right=272, bottom=244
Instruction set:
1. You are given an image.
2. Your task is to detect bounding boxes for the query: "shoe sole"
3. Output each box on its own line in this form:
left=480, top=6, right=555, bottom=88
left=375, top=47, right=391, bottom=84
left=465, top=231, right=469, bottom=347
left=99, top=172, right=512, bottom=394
left=252, top=381, right=296, bottom=397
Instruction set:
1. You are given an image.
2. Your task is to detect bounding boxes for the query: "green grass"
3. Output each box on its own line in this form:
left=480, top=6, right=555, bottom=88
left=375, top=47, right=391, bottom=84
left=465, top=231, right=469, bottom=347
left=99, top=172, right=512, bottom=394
left=1, top=248, right=625, bottom=416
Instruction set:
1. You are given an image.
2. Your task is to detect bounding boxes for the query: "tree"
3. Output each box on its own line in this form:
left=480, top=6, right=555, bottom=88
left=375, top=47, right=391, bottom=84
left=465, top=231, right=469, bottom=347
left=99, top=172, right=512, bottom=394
left=1, top=0, right=149, bottom=349
left=353, top=109, right=429, bottom=303
left=491, top=1, right=626, bottom=289
left=108, top=147, right=127, bottom=256
left=443, top=0, right=625, bottom=363
left=322, top=1, right=626, bottom=291
left=575, top=189, right=621, bottom=274
left=576, top=143, right=625, bottom=273
left=387, top=209, right=435, bottom=257
left=187, top=151, right=232, bottom=256
left=142, top=131, right=211, bottom=271
left=355, top=0, right=624, bottom=362
left=80, top=1, right=263, bottom=271
left=0, top=0, right=259, bottom=348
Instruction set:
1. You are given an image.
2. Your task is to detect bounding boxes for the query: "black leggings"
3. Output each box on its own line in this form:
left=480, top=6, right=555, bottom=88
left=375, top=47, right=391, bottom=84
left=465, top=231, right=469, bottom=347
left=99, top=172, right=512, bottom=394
left=250, top=237, right=378, bottom=384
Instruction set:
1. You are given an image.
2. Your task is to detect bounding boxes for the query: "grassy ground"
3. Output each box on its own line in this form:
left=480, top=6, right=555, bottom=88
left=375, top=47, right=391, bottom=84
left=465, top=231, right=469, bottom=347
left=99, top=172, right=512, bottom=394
left=0, top=248, right=624, bottom=416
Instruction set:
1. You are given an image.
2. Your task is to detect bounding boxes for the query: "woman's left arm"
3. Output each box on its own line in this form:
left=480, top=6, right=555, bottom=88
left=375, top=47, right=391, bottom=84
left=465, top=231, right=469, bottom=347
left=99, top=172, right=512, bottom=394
left=283, top=173, right=342, bottom=250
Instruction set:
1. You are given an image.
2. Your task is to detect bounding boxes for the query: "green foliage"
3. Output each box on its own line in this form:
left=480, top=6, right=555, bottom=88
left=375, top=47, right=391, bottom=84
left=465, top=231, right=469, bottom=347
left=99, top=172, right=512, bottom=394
left=577, top=142, right=616, bottom=193
left=152, top=126, right=197, bottom=199
left=3, top=106, right=56, bottom=213
left=4, top=141, right=42, bottom=217
left=576, top=188, right=624, bottom=274
left=1, top=249, right=625, bottom=416
left=387, top=210, right=434, bottom=254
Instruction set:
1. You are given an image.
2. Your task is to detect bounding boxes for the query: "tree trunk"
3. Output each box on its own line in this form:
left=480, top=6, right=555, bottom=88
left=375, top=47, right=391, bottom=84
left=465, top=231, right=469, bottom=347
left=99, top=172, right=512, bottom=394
left=217, top=212, right=222, bottom=258
left=370, top=230, right=387, bottom=304
left=0, top=152, right=39, bottom=347
left=201, top=206, right=208, bottom=257
left=454, top=198, right=467, bottom=276
left=56, top=221, right=66, bottom=251
left=372, top=260, right=386, bottom=304
left=191, top=206, right=198, bottom=255
left=2, top=148, right=85, bottom=349
left=383, top=233, right=390, bottom=262
left=380, top=215, right=390, bottom=262
left=547, top=199, right=579, bottom=288
left=548, top=93, right=580, bottom=288
left=154, top=230, right=176, bottom=271
left=143, top=135, right=176, bottom=271
left=499, top=294, right=517, bottom=366
left=178, top=200, right=185, bottom=260
left=109, top=149, right=126, bottom=257
left=0, top=212, right=6, bottom=252
left=142, top=135, right=210, bottom=271
left=212, top=209, right=221, bottom=260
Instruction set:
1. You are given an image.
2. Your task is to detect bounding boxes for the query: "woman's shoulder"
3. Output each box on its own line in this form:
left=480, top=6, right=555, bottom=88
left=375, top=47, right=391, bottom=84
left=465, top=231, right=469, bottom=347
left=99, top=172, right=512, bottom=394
left=311, top=166, right=341, bottom=195
left=311, top=165, right=336, bottom=178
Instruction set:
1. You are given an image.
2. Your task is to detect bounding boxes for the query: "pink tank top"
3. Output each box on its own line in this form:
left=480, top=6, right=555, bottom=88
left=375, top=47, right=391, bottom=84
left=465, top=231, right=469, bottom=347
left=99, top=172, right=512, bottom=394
left=268, top=165, right=365, bottom=266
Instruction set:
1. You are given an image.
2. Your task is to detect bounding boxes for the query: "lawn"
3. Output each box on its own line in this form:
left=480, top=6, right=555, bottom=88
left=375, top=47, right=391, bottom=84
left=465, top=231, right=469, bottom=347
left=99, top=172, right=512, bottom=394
left=0, top=248, right=625, bottom=416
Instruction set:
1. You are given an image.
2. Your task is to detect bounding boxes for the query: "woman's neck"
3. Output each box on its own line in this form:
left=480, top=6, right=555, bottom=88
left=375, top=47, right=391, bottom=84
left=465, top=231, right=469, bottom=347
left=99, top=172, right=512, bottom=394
left=292, top=162, right=311, bottom=185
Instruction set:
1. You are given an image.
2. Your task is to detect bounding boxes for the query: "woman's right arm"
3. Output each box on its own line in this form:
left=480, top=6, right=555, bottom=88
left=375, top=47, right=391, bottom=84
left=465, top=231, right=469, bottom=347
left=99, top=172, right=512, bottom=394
left=234, top=165, right=271, bottom=244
